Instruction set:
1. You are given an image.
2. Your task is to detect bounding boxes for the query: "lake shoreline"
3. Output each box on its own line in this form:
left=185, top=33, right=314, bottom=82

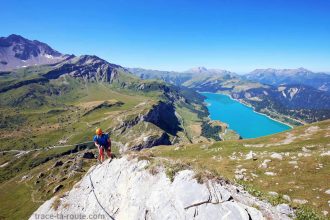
left=200, top=92, right=292, bottom=138
left=227, top=95, right=294, bottom=129
left=200, top=91, right=294, bottom=128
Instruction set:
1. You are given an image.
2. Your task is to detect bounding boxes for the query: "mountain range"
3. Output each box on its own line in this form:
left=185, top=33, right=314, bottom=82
left=128, top=66, right=238, bottom=86
left=1, top=34, right=329, bottom=125
left=244, top=68, right=330, bottom=92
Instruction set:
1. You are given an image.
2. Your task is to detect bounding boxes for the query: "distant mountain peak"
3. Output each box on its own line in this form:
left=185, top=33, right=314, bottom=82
left=251, top=67, right=312, bottom=75
left=296, top=67, right=311, bottom=72
left=186, top=66, right=209, bottom=73
left=0, top=34, right=66, bottom=71
left=185, top=66, right=235, bottom=76
left=67, top=55, right=120, bottom=69
left=6, top=34, right=26, bottom=42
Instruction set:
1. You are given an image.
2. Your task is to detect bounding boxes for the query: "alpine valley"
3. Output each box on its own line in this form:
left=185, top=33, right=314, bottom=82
left=0, top=35, right=329, bottom=220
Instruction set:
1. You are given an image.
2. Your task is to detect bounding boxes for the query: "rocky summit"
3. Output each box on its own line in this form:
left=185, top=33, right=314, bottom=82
left=30, top=157, right=291, bottom=220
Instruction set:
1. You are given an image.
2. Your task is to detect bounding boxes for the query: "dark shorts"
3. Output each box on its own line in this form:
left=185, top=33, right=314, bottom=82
left=98, top=144, right=110, bottom=151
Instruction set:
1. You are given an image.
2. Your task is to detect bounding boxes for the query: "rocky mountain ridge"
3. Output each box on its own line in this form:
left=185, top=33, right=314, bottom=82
left=0, top=55, right=130, bottom=93
left=44, top=55, right=123, bottom=83
left=0, top=34, right=67, bottom=71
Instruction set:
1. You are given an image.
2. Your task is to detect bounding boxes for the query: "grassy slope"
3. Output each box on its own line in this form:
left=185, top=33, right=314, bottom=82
left=0, top=149, right=99, bottom=220
left=0, top=74, right=155, bottom=151
left=148, top=120, right=330, bottom=216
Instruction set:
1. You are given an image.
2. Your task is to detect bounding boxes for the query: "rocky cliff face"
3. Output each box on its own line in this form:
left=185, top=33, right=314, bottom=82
left=30, top=157, right=292, bottom=220
left=110, top=101, right=182, bottom=151
left=44, top=55, right=122, bottom=83
left=142, top=101, right=182, bottom=136
left=0, top=34, right=67, bottom=71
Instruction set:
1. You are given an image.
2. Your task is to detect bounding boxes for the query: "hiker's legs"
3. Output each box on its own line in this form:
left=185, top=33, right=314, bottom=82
left=98, top=147, right=105, bottom=162
left=105, top=147, right=112, bottom=159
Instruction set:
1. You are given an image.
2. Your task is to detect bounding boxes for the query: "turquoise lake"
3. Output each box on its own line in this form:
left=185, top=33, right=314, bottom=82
left=202, top=92, right=291, bottom=139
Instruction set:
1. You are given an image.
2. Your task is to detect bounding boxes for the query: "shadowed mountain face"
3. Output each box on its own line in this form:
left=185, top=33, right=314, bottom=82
left=0, top=34, right=67, bottom=71
left=244, top=68, right=330, bottom=92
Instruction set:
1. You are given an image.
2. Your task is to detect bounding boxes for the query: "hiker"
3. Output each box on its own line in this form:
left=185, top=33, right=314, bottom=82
left=94, top=128, right=112, bottom=163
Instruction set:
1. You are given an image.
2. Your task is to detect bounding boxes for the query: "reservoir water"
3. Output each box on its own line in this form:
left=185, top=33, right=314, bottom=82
left=202, top=92, right=291, bottom=139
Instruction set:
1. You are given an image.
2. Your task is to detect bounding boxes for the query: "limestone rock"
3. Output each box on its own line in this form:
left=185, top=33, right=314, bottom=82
left=320, top=150, right=330, bottom=156
left=268, top=191, right=278, bottom=197
left=270, top=153, right=283, bottom=160
left=30, top=157, right=291, bottom=220
left=276, top=204, right=293, bottom=215
left=260, top=159, right=271, bottom=169
left=283, top=195, right=291, bottom=202
left=265, top=172, right=276, bottom=176
left=293, top=199, right=308, bottom=205
left=245, top=151, right=256, bottom=160
left=288, top=161, right=297, bottom=165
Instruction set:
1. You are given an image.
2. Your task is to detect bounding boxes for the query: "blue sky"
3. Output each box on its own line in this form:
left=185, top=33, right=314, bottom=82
left=1, top=0, right=330, bottom=73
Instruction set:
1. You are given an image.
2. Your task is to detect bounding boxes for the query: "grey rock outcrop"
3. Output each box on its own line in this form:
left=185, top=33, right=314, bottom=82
left=30, top=157, right=292, bottom=220
left=276, top=204, right=294, bottom=216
